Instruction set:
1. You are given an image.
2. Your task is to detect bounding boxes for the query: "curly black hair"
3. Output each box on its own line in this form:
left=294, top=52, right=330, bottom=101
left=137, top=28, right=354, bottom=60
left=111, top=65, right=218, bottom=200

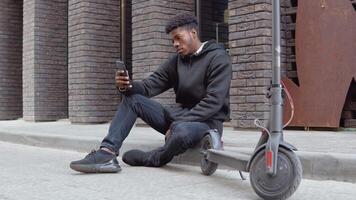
left=165, top=13, right=198, bottom=34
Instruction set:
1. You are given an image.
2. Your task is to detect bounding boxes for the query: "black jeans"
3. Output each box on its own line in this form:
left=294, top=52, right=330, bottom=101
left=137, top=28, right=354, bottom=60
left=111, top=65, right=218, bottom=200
left=100, top=94, right=211, bottom=167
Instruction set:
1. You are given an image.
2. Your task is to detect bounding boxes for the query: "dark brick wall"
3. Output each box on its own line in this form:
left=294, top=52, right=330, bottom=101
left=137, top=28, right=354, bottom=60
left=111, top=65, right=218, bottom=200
left=22, top=0, right=68, bottom=121
left=68, top=0, right=121, bottom=123
left=131, top=0, right=195, bottom=113
left=2, top=0, right=352, bottom=129
left=0, top=0, right=23, bottom=120
left=228, top=0, right=273, bottom=128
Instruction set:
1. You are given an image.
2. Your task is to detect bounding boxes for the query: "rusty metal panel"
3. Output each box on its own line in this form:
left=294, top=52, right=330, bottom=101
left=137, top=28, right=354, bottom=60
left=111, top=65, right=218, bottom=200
left=283, top=0, right=356, bottom=128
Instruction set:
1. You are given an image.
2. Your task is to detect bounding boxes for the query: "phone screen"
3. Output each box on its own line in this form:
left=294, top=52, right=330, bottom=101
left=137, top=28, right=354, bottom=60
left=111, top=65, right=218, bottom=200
left=116, top=60, right=126, bottom=71
left=116, top=60, right=128, bottom=76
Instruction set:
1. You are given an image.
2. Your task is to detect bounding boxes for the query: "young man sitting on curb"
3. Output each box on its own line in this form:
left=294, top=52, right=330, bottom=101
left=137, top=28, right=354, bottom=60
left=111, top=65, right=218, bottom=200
left=70, top=13, right=232, bottom=173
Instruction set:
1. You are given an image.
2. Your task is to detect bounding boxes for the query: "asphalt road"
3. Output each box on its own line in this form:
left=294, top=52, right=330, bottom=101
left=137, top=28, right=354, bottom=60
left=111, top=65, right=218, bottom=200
left=0, top=141, right=355, bottom=200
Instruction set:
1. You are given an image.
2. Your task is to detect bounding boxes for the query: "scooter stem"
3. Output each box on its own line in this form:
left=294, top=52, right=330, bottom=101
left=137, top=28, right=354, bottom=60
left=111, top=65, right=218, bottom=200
left=266, top=0, right=284, bottom=176
left=272, top=0, right=281, bottom=86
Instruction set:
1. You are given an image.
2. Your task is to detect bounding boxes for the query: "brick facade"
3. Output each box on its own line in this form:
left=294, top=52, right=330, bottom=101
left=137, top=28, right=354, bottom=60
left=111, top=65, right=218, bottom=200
left=68, top=0, right=121, bottom=123
left=0, top=0, right=354, bottom=128
left=228, top=0, right=273, bottom=128
left=22, top=0, right=68, bottom=121
left=0, top=0, right=23, bottom=120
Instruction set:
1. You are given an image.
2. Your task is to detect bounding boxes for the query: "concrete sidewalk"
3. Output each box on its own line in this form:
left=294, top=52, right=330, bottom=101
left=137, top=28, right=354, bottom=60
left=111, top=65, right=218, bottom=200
left=1, top=119, right=356, bottom=182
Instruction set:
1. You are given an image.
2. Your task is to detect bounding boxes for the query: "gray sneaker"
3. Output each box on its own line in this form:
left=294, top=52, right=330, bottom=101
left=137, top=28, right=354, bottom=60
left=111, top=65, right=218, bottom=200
left=70, top=149, right=121, bottom=173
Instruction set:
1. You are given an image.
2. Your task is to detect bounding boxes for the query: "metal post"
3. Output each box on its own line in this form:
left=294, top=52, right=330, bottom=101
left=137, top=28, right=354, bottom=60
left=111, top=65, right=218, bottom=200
left=120, top=0, right=126, bottom=62
left=195, top=0, right=201, bottom=36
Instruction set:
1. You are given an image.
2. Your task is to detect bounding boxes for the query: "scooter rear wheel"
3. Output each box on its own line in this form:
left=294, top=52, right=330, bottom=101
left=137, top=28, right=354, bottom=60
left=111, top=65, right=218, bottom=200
left=249, top=147, right=302, bottom=200
left=200, top=135, right=218, bottom=176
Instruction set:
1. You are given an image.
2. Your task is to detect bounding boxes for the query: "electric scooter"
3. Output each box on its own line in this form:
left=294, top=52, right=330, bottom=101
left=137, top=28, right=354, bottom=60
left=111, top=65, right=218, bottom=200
left=198, top=1, right=302, bottom=199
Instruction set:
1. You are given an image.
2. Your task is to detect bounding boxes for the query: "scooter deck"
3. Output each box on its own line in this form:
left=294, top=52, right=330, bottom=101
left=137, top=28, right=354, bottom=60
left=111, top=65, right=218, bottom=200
left=207, top=149, right=250, bottom=172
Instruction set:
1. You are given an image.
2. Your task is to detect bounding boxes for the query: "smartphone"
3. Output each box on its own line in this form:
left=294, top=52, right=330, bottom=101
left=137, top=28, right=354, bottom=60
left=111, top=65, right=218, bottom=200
left=116, top=60, right=131, bottom=89
left=116, top=60, right=127, bottom=75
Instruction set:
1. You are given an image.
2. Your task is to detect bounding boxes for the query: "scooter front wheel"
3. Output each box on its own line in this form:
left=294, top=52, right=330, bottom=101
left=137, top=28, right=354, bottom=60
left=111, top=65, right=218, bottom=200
left=249, top=147, right=302, bottom=200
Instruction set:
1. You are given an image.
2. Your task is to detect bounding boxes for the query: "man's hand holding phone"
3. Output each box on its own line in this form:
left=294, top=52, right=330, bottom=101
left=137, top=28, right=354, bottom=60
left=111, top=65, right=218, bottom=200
left=115, top=60, right=132, bottom=92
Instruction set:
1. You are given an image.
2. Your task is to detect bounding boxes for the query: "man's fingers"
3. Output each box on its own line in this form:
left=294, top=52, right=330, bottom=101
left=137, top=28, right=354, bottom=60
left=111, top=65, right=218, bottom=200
left=115, top=71, right=131, bottom=89
left=116, top=79, right=130, bottom=85
left=116, top=70, right=125, bottom=74
left=116, top=76, right=130, bottom=82
left=115, top=74, right=129, bottom=79
left=117, top=80, right=130, bottom=85
left=120, top=76, right=130, bottom=80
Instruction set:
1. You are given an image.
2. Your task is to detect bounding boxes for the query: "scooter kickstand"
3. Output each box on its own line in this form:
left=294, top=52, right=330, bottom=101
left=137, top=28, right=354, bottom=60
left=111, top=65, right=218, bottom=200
left=239, top=170, right=246, bottom=180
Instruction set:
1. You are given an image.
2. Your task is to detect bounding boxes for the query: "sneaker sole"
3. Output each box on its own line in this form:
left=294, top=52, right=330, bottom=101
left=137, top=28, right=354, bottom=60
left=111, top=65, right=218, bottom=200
left=70, top=162, right=121, bottom=173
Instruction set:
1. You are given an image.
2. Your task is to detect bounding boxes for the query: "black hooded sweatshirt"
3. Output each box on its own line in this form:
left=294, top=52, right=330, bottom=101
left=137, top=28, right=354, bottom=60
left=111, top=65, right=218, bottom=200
left=125, top=40, right=232, bottom=131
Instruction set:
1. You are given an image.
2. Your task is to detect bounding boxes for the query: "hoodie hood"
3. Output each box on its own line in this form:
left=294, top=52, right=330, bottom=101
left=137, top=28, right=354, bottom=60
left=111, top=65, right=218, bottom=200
left=196, top=40, right=223, bottom=56
left=180, top=40, right=224, bottom=60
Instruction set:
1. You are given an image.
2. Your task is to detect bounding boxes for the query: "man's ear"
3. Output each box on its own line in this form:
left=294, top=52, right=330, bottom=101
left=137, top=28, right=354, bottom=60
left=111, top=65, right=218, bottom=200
left=191, top=28, right=198, bottom=39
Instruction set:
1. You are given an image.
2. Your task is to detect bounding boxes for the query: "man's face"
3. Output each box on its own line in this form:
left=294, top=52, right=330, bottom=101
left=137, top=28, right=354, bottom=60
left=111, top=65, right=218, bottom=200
left=170, top=27, right=197, bottom=56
